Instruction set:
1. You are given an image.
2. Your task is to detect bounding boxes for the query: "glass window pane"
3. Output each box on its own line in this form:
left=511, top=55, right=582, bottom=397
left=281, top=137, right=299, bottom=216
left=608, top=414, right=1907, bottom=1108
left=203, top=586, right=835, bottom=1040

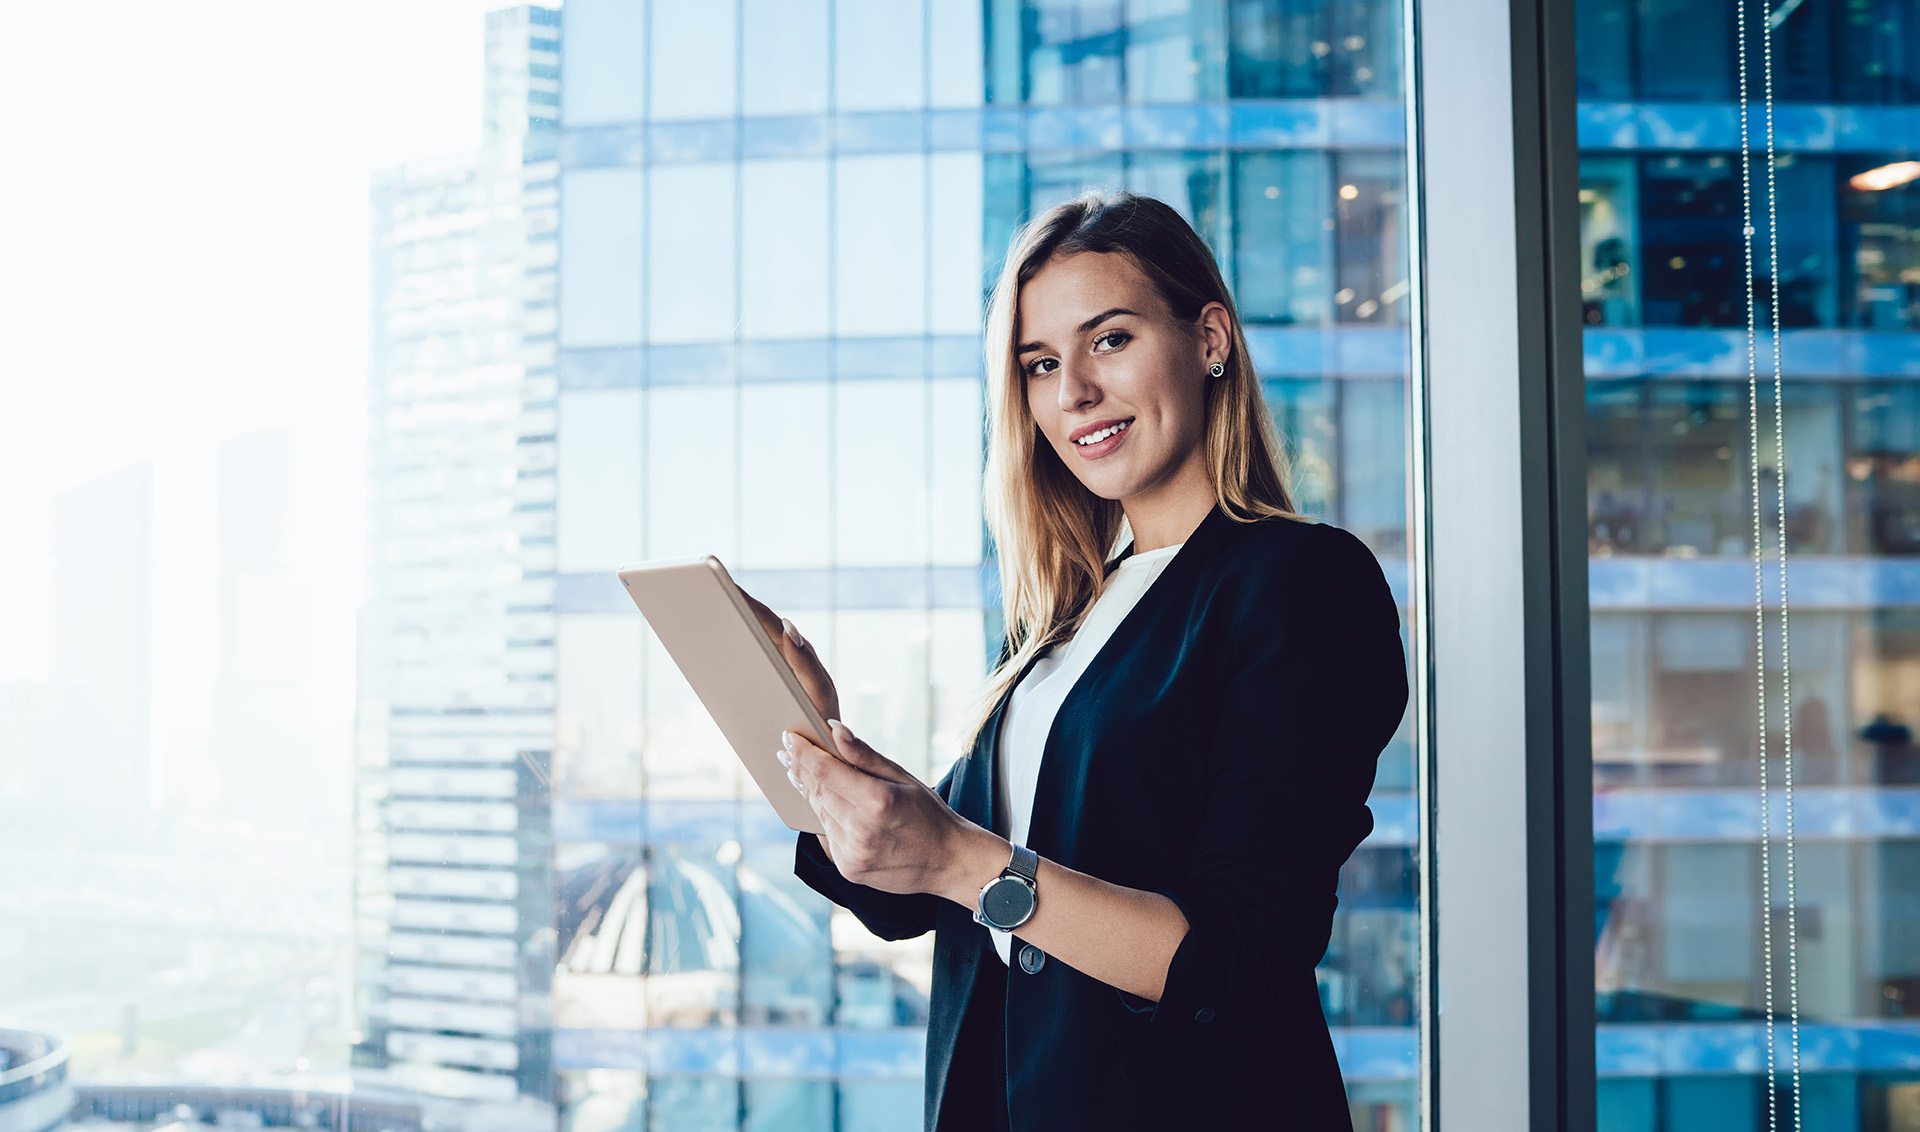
left=646, top=1078, right=736, bottom=1132
left=648, top=164, right=737, bottom=343
left=1341, top=378, right=1408, bottom=555
left=650, top=2, right=738, bottom=120
left=1327, top=0, right=1401, bottom=98
left=739, top=381, right=832, bottom=569
left=1848, top=384, right=1920, bottom=555
left=645, top=842, right=742, bottom=1024
left=1234, top=150, right=1334, bottom=325
left=834, top=155, right=928, bottom=337
left=561, top=169, right=645, bottom=347
left=834, top=380, right=931, bottom=565
left=1573, top=0, right=1632, bottom=99
left=1123, top=0, right=1207, bottom=104
left=929, top=609, right=991, bottom=777
left=1334, top=152, right=1410, bottom=325
left=555, top=615, right=645, bottom=800
left=647, top=385, right=738, bottom=562
left=561, top=1070, right=647, bottom=1132
left=1835, top=0, right=1920, bottom=103
left=930, top=0, right=987, bottom=107
left=1841, top=154, right=1920, bottom=331
left=1264, top=377, right=1337, bottom=520
left=1579, top=156, right=1639, bottom=327
left=744, top=1079, right=832, bottom=1132
left=1126, top=151, right=1224, bottom=253
left=557, top=389, right=644, bottom=573
left=1637, top=0, right=1732, bottom=100
left=742, top=0, right=829, bottom=115
left=739, top=841, right=833, bottom=1026
left=837, top=1080, right=923, bottom=1132
left=562, top=0, right=646, bottom=126
left=1027, top=0, right=1126, bottom=104
left=929, top=377, right=986, bottom=566
left=831, top=611, right=935, bottom=779
left=1639, top=155, right=1742, bottom=327
left=929, top=152, right=985, bottom=336
left=1228, top=0, right=1328, bottom=98
left=833, top=0, right=925, bottom=111
left=741, top=159, right=830, bottom=340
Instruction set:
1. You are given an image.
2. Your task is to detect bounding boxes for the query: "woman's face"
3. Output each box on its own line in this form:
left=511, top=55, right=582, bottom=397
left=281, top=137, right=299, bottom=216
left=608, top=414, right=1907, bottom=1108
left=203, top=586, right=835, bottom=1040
left=1016, top=250, right=1227, bottom=506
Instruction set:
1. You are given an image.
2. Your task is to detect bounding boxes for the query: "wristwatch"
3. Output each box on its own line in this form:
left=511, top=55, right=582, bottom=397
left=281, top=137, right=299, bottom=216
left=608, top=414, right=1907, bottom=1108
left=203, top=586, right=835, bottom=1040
left=973, top=844, right=1040, bottom=931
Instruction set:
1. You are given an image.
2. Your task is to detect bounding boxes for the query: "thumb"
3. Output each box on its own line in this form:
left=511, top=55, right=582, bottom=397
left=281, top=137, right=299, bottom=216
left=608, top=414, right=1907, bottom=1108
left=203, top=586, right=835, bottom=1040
left=826, top=718, right=913, bottom=784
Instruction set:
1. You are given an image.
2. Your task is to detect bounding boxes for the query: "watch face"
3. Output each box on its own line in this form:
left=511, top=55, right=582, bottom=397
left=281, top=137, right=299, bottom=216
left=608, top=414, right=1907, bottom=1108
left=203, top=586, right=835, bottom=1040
left=980, top=876, right=1036, bottom=929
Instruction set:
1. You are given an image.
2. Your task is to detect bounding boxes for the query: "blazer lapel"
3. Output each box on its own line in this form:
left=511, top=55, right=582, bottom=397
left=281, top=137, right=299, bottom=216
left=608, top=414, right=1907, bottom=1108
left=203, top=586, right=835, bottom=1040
left=1022, top=502, right=1239, bottom=857
left=954, top=643, right=1049, bottom=837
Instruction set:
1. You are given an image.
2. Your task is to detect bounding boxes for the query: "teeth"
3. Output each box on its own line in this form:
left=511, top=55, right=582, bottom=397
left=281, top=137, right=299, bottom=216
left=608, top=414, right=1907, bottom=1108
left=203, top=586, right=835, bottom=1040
left=1075, top=420, right=1132, bottom=446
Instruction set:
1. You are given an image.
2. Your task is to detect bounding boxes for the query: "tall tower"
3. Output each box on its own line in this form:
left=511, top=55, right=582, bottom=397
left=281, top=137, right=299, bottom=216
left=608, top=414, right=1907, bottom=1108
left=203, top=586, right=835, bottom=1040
left=353, top=4, right=561, bottom=1107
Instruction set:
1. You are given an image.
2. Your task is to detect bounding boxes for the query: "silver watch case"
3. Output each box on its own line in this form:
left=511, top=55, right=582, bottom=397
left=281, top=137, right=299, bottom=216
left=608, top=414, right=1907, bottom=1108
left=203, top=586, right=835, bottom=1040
left=973, top=844, right=1040, bottom=931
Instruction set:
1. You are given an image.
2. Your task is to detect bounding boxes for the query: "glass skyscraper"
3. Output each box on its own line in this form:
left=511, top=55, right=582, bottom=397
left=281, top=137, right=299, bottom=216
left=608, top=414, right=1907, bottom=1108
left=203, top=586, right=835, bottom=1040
left=355, top=5, right=563, bottom=1106
left=345, top=1, right=1920, bottom=1129
left=549, top=2, right=1417, bottom=1129
left=1575, top=0, right=1920, bottom=1125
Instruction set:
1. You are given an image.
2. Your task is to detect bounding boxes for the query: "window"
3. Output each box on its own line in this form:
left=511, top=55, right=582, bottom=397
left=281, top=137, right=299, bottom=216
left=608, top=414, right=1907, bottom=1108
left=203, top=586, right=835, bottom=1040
left=650, top=2, right=737, bottom=121
left=742, top=0, right=829, bottom=116
left=833, top=155, right=928, bottom=338
left=648, top=164, right=737, bottom=343
left=833, top=0, right=926, bottom=112
left=560, top=169, right=645, bottom=347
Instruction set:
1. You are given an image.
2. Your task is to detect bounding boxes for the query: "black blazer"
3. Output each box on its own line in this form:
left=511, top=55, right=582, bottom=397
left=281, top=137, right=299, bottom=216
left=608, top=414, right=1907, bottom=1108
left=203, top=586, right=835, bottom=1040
left=793, top=503, right=1409, bottom=1131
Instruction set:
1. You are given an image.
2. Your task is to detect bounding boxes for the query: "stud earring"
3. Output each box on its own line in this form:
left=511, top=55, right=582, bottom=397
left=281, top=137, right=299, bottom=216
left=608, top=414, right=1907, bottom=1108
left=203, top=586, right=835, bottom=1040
left=1208, top=361, right=1225, bottom=378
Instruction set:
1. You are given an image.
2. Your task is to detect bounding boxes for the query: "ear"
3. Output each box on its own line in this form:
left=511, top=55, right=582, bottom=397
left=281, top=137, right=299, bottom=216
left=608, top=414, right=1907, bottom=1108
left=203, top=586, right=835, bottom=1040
left=1197, top=301, right=1234, bottom=370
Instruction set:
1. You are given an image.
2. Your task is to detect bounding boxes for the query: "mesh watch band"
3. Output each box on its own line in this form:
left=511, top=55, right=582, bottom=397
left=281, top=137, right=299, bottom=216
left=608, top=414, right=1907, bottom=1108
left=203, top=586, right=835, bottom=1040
left=1007, top=843, right=1039, bottom=884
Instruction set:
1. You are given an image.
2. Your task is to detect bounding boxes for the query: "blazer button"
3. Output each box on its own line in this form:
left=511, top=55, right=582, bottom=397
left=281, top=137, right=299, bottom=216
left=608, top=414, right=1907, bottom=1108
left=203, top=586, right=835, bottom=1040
left=1194, top=1007, right=1216, bottom=1023
left=1018, top=944, right=1046, bottom=974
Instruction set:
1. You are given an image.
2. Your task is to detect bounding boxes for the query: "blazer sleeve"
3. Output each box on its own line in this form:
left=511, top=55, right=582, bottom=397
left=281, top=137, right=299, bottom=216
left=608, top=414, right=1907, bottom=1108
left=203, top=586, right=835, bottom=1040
left=790, top=759, right=962, bottom=942
left=1126, top=520, right=1409, bottom=1030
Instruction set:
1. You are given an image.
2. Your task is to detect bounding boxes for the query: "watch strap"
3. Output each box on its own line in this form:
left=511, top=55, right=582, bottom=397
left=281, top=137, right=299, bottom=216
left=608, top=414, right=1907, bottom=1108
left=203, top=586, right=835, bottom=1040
left=1006, top=843, right=1039, bottom=884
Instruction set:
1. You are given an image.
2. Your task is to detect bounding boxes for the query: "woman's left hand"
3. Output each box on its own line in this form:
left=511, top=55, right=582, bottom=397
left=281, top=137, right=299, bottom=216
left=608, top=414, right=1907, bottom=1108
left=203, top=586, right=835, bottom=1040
left=779, top=720, right=993, bottom=898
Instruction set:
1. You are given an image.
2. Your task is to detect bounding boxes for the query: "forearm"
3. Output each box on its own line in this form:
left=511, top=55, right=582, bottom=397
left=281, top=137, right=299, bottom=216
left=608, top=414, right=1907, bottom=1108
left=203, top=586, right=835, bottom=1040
left=934, top=826, right=1190, bottom=1003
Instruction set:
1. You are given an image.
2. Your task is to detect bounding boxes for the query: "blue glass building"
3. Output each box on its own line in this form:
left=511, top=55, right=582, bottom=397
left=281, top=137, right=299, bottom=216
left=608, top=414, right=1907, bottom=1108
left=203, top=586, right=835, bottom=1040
left=534, top=1, right=1920, bottom=1129
left=1575, top=0, right=1920, bottom=1125
left=547, top=3, right=1418, bottom=1129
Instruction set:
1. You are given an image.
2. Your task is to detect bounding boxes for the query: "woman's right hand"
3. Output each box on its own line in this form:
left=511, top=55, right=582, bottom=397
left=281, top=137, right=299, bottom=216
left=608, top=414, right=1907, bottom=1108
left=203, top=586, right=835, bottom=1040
left=736, top=587, right=842, bottom=735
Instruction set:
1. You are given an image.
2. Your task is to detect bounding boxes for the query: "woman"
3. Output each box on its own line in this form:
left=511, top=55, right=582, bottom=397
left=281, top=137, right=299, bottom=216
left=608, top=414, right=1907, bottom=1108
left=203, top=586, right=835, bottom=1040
left=739, top=190, right=1407, bottom=1130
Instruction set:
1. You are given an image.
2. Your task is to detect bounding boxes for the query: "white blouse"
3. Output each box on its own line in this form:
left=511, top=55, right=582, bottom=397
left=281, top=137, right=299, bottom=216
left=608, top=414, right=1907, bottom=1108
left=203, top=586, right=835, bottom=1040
left=986, top=540, right=1186, bottom=967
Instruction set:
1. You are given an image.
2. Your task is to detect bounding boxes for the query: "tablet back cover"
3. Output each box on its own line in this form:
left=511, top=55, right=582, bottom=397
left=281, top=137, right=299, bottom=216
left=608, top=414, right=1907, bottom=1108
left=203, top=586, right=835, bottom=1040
left=617, top=555, right=830, bottom=835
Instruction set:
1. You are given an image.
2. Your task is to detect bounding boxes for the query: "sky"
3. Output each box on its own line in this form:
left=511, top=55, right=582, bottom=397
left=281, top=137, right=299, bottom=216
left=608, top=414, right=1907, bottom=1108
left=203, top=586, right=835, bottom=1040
left=0, top=0, right=530, bottom=804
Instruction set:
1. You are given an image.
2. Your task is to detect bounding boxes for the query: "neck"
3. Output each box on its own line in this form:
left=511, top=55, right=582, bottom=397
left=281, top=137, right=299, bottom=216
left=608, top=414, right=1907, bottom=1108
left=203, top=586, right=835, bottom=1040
left=1120, top=468, right=1215, bottom=553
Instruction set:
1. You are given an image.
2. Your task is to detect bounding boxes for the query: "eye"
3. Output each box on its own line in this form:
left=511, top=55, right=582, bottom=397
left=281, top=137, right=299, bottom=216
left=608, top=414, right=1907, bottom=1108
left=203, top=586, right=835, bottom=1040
left=1092, top=329, right=1131, bottom=352
left=1024, top=356, right=1058, bottom=378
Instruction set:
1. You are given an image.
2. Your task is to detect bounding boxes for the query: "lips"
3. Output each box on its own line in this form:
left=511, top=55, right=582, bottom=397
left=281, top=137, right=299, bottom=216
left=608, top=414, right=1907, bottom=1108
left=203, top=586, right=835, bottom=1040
left=1070, top=417, right=1134, bottom=458
left=1069, top=417, right=1134, bottom=444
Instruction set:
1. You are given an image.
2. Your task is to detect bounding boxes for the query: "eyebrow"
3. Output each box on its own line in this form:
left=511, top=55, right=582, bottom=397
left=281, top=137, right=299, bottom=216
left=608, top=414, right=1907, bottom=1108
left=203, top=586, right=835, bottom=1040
left=1015, top=307, right=1139, bottom=355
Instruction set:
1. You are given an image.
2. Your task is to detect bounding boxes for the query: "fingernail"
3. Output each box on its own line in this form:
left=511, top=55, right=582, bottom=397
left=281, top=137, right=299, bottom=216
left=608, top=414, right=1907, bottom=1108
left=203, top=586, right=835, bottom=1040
left=776, top=748, right=791, bottom=768
left=782, top=617, right=808, bottom=648
left=829, top=718, right=853, bottom=742
left=787, top=769, right=804, bottom=791
left=781, top=729, right=796, bottom=753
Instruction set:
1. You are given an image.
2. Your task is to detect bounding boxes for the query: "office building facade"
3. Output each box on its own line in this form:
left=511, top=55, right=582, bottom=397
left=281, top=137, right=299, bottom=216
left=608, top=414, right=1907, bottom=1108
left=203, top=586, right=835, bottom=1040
left=354, top=4, right=563, bottom=1105
left=1575, top=0, right=1920, bottom=1124
left=549, top=2, right=1417, bottom=1129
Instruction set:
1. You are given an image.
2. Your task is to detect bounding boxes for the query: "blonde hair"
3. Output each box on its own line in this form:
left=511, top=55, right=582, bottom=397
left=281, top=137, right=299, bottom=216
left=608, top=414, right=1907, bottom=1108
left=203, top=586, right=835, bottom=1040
left=954, top=188, right=1303, bottom=759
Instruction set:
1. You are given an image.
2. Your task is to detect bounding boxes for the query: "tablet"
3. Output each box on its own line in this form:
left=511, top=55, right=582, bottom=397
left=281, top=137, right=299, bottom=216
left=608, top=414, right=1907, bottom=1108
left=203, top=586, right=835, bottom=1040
left=617, top=554, right=834, bottom=835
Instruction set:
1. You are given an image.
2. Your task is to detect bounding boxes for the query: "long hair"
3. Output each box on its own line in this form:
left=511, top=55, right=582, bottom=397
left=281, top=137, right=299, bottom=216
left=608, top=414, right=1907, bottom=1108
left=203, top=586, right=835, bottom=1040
left=953, top=189, right=1303, bottom=759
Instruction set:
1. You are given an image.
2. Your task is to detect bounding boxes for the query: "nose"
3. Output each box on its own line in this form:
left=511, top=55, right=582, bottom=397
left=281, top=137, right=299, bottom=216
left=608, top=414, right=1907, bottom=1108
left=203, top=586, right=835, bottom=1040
left=1055, top=357, right=1099, bottom=413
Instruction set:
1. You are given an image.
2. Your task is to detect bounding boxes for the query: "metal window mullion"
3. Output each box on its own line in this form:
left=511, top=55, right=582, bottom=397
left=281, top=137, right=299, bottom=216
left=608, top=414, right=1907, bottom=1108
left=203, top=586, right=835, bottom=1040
left=1414, top=0, right=1594, bottom=1126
